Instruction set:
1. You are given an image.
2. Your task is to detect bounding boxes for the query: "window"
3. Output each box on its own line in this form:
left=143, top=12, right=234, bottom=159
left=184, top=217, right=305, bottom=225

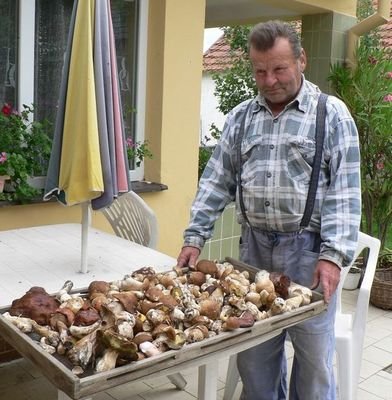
left=1, top=0, right=148, bottom=180
left=0, top=0, right=17, bottom=107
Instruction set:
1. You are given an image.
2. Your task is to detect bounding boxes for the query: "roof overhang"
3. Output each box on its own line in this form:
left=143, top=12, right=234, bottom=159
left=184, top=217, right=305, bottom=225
left=205, top=0, right=357, bottom=27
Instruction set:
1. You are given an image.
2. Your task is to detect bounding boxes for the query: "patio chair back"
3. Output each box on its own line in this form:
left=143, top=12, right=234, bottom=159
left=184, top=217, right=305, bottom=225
left=102, top=191, right=158, bottom=249
left=335, top=231, right=380, bottom=399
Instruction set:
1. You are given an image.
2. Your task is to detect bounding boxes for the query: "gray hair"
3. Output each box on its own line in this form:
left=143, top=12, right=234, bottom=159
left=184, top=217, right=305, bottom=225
left=248, top=20, right=302, bottom=59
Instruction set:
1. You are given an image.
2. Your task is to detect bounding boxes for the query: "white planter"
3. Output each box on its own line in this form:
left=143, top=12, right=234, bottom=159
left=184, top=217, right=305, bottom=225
left=27, top=176, right=46, bottom=189
left=343, top=268, right=361, bottom=290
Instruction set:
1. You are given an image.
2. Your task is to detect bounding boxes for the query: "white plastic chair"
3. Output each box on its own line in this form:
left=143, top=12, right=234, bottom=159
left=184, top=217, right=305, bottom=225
left=102, top=191, right=158, bottom=249
left=222, top=231, right=380, bottom=400
left=102, top=191, right=187, bottom=390
left=334, top=231, right=380, bottom=400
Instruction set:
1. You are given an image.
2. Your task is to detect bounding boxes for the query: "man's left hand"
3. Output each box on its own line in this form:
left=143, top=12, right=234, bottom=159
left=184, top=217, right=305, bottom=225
left=311, top=260, right=341, bottom=304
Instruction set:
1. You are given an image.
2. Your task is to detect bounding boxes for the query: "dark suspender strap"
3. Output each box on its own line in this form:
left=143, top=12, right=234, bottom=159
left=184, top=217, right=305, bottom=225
left=237, top=101, right=253, bottom=226
left=299, top=93, right=328, bottom=229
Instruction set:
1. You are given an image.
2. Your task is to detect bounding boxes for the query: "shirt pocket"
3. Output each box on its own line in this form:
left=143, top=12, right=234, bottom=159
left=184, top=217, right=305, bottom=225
left=286, top=134, right=316, bottom=184
left=240, top=135, right=264, bottom=184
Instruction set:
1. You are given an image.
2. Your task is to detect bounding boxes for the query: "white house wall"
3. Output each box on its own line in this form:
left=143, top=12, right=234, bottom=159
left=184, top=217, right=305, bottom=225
left=200, top=71, right=226, bottom=146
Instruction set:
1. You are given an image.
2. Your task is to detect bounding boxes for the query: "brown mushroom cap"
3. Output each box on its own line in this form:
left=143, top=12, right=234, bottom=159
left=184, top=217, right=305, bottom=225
left=133, top=331, right=153, bottom=346
left=199, top=299, right=221, bottom=320
left=9, top=287, right=60, bottom=325
left=112, top=292, right=139, bottom=313
left=88, top=281, right=110, bottom=298
left=188, top=271, right=207, bottom=286
left=270, top=272, right=291, bottom=299
left=73, top=307, right=100, bottom=326
left=196, top=259, right=218, bottom=276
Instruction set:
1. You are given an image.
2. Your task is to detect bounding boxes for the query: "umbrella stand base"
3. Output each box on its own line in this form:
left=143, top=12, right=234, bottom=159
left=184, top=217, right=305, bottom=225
left=81, top=202, right=91, bottom=273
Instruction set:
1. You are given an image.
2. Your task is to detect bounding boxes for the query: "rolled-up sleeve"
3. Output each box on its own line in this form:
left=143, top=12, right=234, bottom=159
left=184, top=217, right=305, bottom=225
left=319, top=100, right=361, bottom=268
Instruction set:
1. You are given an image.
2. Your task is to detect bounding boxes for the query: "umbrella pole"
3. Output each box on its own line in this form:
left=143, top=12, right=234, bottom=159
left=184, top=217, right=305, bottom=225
left=81, top=202, right=91, bottom=273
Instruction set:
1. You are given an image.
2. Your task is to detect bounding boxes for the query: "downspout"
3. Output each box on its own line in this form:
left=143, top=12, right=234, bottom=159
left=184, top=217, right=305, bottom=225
left=346, top=0, right=390, bottom=67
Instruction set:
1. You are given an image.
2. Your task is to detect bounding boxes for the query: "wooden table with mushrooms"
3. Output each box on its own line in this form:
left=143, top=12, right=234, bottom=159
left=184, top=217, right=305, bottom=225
left=0, top=225, right=327, bottom=400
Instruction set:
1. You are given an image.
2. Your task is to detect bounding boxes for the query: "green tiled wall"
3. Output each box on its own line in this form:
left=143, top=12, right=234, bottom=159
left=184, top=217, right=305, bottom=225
left=302, top=12, right=356, bottom=92
left=200, top=202, right=241, bottom=261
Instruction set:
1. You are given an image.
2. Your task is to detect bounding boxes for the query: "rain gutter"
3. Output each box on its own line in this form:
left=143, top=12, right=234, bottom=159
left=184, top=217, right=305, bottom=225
left=346, top=0, right=390, bottom=67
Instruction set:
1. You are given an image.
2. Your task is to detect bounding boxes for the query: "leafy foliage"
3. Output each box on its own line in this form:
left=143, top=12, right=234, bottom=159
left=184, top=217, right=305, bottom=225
left=328, top=2, right=392, bottom=249
left=0, top=104, right=52, bottom=202
left=212, top=26, right=257, bottom=116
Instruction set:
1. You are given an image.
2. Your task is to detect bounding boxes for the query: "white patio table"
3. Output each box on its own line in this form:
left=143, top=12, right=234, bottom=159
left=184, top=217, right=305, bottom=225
left=0, top=223, right=176, bottom=306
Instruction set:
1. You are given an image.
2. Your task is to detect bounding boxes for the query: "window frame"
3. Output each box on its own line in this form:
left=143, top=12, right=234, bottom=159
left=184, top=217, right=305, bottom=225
left=17, top=0, right=149, bottom=181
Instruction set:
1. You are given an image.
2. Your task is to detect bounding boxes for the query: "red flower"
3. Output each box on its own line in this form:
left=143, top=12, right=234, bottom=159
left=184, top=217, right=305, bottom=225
left=386, top=72, right=392, bottom=79
left=1, top=103, right=12, bottom=116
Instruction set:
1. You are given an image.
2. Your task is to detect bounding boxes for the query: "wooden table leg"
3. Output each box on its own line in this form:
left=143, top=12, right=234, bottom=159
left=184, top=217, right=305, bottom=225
left=198, top=359, right=219, bottom=400
left=58, top=390, right=92, bottom=400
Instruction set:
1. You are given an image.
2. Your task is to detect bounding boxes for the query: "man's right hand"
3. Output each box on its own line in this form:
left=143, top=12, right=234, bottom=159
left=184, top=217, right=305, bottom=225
left=177, top=246, right=201, bottom=268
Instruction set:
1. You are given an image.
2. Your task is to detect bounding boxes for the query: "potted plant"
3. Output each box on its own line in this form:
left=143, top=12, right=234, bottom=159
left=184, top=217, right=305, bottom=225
left=0, top=103, right=52, bottom=202
left=126, top=137, right=152, bottom=168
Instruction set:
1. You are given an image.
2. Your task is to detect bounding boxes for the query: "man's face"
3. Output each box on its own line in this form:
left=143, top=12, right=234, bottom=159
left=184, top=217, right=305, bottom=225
left=250, top=37, right=306, bottom=110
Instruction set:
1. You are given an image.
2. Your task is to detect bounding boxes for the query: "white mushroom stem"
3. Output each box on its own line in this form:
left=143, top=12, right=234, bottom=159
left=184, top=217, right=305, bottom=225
left=69, top=320, right=101, bottom=339
left=39, top=337, right=56, bottom=354
left=95, top=348, right=119, bottom=372
left=110, top=276, right=147, bottom=291
left=285, top=296, right=303, bottom=311
left=56, top=280, right=74, bottom=303
left=31, top=321, right=60, bottom=347
left=2, top=312, right=34, bottom=333
left=288, top=284, right=312, bottom=305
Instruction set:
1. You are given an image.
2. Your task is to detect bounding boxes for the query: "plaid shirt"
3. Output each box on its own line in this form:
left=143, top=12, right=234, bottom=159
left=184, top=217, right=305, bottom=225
left=184, top=79, right=361, bottom=268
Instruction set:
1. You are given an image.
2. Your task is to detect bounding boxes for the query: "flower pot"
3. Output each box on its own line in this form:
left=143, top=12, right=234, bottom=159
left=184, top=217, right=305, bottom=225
left=0, top=175, right=10, bottom=193
left=343, top=267, right=361, bottom=290
left=27, top=176, right=46, bottom=189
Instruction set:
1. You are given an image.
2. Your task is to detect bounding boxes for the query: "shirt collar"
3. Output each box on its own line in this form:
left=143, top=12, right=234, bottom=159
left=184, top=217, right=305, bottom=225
left=254, top=75, right=316, bottom=114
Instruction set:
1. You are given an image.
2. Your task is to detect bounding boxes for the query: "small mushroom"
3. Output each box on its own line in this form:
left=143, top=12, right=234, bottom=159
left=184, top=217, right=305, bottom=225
left=139, top=341, right=162, bottom=357
left=222, top=316, right=240, bottom=331
left=184, top=324, right=209, bottom=343
left=56, top=280, right=74, bottom=303
left=199, top=299, right=221, bottom=320
left=188, top=271, right=207, bottom=286
left=288, top=284, right=312, bottom=305
left=195, top=259, right=218, bottom=276
left=285, top=295, right=303, bottom=311
left=267, top=297, right=287, bottom=317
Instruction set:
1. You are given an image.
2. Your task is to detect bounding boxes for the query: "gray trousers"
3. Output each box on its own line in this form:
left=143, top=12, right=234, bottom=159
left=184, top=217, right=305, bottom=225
left=237, top=226, right=337, bottom=400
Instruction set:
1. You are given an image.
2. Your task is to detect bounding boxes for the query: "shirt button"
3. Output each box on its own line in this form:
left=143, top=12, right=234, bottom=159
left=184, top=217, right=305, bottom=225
left=265, top=201, right=270, bottom=206
left=270, top=144, right=274, bottom=150
left=267, top=172, right=272, bottom=178
left=273, top=119, right=278, bottom=123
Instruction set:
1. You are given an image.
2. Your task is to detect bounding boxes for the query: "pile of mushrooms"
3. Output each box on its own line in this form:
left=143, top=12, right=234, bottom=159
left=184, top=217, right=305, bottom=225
left=2, top=260, right=312, bottom=375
